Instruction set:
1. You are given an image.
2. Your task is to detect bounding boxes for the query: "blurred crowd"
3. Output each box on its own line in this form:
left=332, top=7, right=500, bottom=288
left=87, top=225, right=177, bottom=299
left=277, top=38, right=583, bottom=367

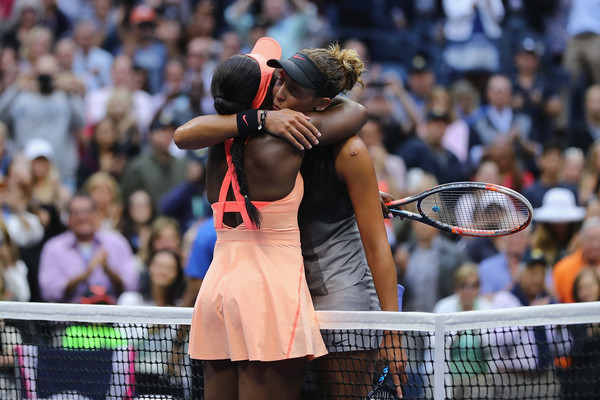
left=0, top=0, right=599, bottom=397
left=0, top=0, right=598, bottom=312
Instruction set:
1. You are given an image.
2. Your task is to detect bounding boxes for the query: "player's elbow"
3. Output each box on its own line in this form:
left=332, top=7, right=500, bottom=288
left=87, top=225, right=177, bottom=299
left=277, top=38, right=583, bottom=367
left=174, top=126, right=192, bottom=150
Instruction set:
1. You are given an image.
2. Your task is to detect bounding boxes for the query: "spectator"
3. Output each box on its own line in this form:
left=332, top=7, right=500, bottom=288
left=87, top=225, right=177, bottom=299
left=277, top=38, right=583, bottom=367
left=104, top=87, right=142, bottom=158
left=563, top=0, right=600, bottom=87
left=357, top=115, right=406, bottom=199
left=38, top=192, right=139, bottom=303
left=151, top=57, right=197, bottom=130
left=478, top=228, right=531, bottom=297
left=395, top=174, right=466, bottom=312
left=76, top=117, right=127, bottom=188
left=41, top=0, right=71, bottom=40
left=485, top=136, right=533, bottom=193
left=470, top=74, right=535, bottom=168
left=25, top=137, right=72, bottom=214
left=0, top=54, right=86, bottom=188
left=1, top=0, right=44, bottom=53
left=0, top=46, right=20, bottom=94
left=119, top=115, right=188, bottom=211
left=88, top=0, right=120, bottom=54
left=119, top=4, right=167, bottom=95
left=522, top=140, right=578, bottom=209
left=554, top=216, right=600, bottom=303
left=456, top=159, right=503, bottom=264
left=82, top=171, right=123, bottom=232
left=85, top=54, right=154, bottom=137
left=510, top=36, right=563, bottom=142
left=118, top=189, right=155, bottom=255
left=442, top=0, right=504, bottom=76
left=0, top=216, right=30, bottom=301
left=490, top=248, right=563, bottom=398
left=396, top=108, right=467, bottom=184
left=568, top=84, right=600, bottom=156
left=118, top=249, right=185, bottom=307
left=183, top=36, right=215, bottom=115
left=72, top=19, right=114, bottom=92
left=530, top=188, right=585, bottom=267
left=136, top=216, right=182, bottom=270
left=449, top=78, right=481, bottom=125
left=18, top=25, right=53, bottom=73
left=427, top=85, right=471, bottom=165
left=560, top=267, right=600, bottom=398
left=563, top=147, right=585, bottom=192
left=0, top=155, right=44, bottom=248
left=224, top=0, right=318, bottom=58
left=429, top=263, right=494, bottom=399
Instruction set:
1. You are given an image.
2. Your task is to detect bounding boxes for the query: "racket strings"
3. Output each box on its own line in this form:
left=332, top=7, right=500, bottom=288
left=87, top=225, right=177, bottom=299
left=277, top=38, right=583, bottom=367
left=420, top=188, right=530, bottom=233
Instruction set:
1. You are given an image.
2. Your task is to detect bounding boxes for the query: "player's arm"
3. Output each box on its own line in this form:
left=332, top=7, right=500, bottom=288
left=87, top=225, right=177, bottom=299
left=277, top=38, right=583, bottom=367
left=334, top=136, right=397, bottom=311
left=174, top=110, right=319, bottom=150
left=335, top=136, right=407, bottom=395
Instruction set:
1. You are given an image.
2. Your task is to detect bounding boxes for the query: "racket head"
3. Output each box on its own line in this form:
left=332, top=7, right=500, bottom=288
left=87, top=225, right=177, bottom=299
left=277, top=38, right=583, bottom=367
left=392, top=182, right=533, bottom=237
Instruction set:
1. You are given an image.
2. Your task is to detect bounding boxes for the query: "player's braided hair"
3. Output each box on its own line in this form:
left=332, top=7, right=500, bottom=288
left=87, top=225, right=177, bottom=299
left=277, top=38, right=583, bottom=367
left=211, top=55, right=263, bottom=228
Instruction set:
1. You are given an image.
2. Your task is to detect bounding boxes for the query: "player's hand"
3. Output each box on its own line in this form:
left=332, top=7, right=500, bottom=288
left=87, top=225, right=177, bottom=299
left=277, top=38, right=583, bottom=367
left=264, top=108, right=321, bottom=150
left=379, top=191, right=395, bottom=219
left=381, top=330, right=408, bottom=398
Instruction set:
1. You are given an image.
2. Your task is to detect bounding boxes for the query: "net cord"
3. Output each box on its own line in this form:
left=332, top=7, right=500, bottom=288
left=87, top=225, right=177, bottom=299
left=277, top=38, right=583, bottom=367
left=1, top=301, right=600, bottom=329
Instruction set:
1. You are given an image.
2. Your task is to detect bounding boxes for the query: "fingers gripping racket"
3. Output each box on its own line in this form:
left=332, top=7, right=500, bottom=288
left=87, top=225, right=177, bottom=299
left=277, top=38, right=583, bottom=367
left=385, top=182, right=533, bottom=237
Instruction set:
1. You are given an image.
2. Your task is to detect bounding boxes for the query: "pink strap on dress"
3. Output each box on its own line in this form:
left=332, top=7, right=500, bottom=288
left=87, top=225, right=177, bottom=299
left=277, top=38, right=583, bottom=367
left=213, top=139, right=257, bottom=230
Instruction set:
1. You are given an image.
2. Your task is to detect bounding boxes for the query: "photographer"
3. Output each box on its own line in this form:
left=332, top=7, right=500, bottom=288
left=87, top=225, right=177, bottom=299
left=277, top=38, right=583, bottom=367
left=0, top=54, right=85, bottom=190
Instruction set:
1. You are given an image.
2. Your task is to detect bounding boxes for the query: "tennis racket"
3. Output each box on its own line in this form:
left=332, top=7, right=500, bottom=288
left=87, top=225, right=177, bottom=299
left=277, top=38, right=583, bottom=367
left=364, top=365, right=400, bottom=400
left=385, top=182, right=533, bottom=237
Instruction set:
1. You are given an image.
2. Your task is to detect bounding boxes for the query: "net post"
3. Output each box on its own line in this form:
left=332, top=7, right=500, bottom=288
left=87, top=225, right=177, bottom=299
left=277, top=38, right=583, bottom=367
left=433, top=314, right=446, bottom=400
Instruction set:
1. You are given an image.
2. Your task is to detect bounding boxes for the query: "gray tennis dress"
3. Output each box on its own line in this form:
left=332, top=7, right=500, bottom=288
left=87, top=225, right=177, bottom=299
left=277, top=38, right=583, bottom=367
left=299, top=145, right=381, bottom=352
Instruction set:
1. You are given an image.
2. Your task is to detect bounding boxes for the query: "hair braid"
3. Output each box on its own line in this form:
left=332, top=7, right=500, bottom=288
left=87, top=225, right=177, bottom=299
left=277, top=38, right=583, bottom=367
left=231, top=136, right=262, bottom=228
left=212, top=55, right=264, bottom=228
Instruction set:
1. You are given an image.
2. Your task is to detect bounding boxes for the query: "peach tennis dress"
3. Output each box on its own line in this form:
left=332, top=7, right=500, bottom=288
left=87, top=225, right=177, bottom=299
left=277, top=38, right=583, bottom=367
left=188, top=139, right=327, bottom=362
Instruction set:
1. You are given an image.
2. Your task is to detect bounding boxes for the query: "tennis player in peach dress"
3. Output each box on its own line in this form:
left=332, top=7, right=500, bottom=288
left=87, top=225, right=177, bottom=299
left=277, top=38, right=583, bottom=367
left=186, top=38, right=326, bottom=400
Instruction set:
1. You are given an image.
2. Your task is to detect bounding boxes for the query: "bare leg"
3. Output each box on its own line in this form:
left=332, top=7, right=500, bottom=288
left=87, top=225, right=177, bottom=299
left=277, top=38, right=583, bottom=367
left=203, top=359, right=238, bottom=400
left=315, top=350, right=378, bottom=400
left=238, top=357, right=308, bottom=400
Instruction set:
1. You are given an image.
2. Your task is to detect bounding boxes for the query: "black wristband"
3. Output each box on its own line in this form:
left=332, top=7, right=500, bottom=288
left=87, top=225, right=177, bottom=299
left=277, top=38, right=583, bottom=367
left=236, top=110, right=259, bottom=138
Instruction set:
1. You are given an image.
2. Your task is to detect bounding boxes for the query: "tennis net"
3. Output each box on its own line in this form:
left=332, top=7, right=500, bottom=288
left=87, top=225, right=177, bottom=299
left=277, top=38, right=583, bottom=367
left=1, top=301, right=600, bottom=399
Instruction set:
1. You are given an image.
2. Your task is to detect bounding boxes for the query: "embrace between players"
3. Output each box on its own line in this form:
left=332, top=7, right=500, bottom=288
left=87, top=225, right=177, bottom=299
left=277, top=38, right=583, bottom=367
left=175, top=37, right=406, bottom=400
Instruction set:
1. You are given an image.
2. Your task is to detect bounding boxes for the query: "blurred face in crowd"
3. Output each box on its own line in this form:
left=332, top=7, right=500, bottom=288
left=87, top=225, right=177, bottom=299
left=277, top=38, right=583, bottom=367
left=68, top=196, right=97, bottom=241
left=187, top=37, right=211, bottom=72
left=539, top=148, right=564, bottom=178
left=486, top=75, right=512, bottom=109
left=94, top=119, right=117, bottom=151
left=30, top=156, right=51, bottom=180
left=515, top=50, right=539, bottom=74
left=456, top=273, right=480, bottom=311
left=149, top=250, right=180, bottom=289
left=164, top=59, right=185, bottom=92
left=520, top=263, right=546, bottom=300
left=111, top=55, right=134, bottom=88
left=94, top=0, right=111, bottom=19
left=581, top=221, right=600, bottom=265
left=128, top=190, right=153, bottom=225
left=55, top=39, right=75, bottom=71
left=74, top=21, right=95, bottom=52
left=424, top=119, right=449, bottom=148
left=575, top=268, right=600, bottom=303
left=408, top=69, right=434, bottom=98
left=152, top=224, right=180, bottom=253
left=474, top=160, right=502, bottom=185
